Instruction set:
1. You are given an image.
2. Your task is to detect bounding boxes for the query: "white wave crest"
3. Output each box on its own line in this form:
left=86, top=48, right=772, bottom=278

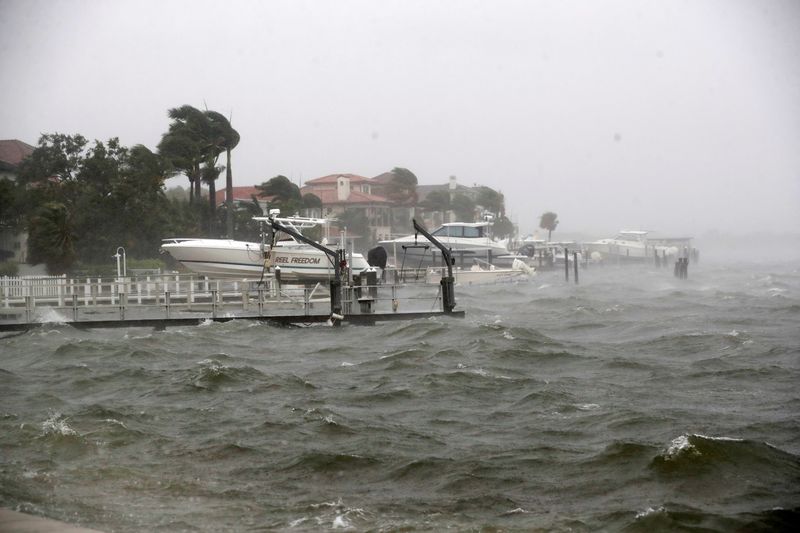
left=34, top=308, right=68, bottom=324
left=664, top=434, right=696, bottom=459
left=635, top=506, right=665, bottom=519
left=41, top=412, right=77, bottom=436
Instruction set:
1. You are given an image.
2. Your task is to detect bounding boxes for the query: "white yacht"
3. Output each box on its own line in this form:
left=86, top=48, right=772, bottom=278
left=161, top=216, right=371, bottom=282
left=378, top=222, right=512, bottom=267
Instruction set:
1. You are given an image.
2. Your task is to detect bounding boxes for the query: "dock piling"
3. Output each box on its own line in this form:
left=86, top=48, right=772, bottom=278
left=573, top=252, right=579, bottom=284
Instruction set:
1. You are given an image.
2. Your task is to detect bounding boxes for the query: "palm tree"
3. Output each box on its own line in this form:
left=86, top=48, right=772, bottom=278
left=158, top=105, right=210, bottom=204
left=540, top=211, right=559, bottom=241
left=204, top=111, right=240, bottom=238
left=202, top=161, right=224, bottom=234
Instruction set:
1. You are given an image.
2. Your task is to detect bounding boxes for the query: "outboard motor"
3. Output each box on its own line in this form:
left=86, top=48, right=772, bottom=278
left=367, top=246, right=388, bottom=269
left=519, top=243, right=536, bottom=258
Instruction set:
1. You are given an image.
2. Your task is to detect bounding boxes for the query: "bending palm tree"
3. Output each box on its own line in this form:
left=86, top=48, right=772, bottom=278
left=204, top=111, right=240, bottom=238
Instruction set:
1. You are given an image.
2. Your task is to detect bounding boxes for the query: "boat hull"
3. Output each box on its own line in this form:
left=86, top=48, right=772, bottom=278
left=379, top=237, right=510, bottom=267
left=161, top=239, right=370, bottom=282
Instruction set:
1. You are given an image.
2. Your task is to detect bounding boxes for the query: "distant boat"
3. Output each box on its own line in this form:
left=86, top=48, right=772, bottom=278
left=425, top=258, right=536, bottom=286
left=584, top=230, right=672, bottom=261
left=161, top=216, right=371, bottom=282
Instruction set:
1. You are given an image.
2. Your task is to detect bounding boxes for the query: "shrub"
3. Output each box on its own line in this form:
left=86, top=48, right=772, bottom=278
left=0, top=261, right=19, bottom=277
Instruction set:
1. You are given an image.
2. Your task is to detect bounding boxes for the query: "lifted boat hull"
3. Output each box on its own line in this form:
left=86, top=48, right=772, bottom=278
left=161, top=238, right=370, bottom=282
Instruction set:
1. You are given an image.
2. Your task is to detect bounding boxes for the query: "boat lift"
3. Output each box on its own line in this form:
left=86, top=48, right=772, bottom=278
left=412, top=218, right=456, bottom=313
left=263, top=214, right=346, bottom=324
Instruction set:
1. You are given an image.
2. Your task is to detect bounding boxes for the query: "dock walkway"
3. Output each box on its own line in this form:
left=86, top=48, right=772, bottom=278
left=0, top=273, right=463, bottom=332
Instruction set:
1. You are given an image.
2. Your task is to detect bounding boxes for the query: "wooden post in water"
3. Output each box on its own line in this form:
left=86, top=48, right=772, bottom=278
left=573, top=252, right=579, bottom=284
left=119, top=292, right=126, bottom=321
left=564, top=247, right=569, bottom=282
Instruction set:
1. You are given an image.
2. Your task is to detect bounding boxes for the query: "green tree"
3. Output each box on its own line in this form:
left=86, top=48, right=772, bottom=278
left=158, top=106, right=208, bottom=203
left=540, top=211, right=559, bottom=241
left=0, top=178, right=24, bottom=229
left=420, top=189, right=450, bottom=226
left=336, top=208, right=372, bottom=246
left=201, top=160, right=223, bottom=235
left=302, top=192, right=322, bottom=217
left=157, top=105, right=229, bottom=208
left=421, top=189, right=451, bottom=212
left=475, top=186, right=505, bottom=216
left=256, top=175, right=303, bottom=214
left=386, top=167, right=418, bottom=205
left=204, top=111, right=240, bottom=238
left=16, top=133, right=87, bottom=184
left=491, top=215, right=515, bottom=240
left=27, top=202, right=76, bottom=273
left=18, top=134, right=171, bottom=271
left=451, top=193, right=476, bottom=222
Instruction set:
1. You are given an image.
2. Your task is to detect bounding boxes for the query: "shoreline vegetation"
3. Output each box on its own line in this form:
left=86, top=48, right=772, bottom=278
left=1, top=106, right=515, bottom=277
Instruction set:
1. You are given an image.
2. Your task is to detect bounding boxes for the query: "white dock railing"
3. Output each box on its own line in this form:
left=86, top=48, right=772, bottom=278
left=0, top=273, right=447, bottom=324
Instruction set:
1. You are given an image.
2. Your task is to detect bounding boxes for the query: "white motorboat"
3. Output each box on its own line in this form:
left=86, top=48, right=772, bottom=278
left=161, top=216, right=371, bottom=282
left=425, top=258, right=535, bottom=286
left=379, top=222, right=512, bottom=267
left=584, top=230, right=669, bottom=262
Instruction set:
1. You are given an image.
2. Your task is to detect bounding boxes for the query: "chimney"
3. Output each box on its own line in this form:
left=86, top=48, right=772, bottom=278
left=337, top=175, right=350, bottom=201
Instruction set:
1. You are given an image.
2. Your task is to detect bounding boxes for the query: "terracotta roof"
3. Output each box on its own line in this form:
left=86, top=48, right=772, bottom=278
left=304, top=188, right=391, bottom=205
left=0, top=139, right=35, bottom=168
left=303, top=173, right=372, bottom=185
left=370, top=171, right=395, bottom=184
left=214, top=186, right=274, bottom=205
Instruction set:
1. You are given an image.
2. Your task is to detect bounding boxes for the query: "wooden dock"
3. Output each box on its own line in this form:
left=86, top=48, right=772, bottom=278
left=0, top=274, right=464, bottom=333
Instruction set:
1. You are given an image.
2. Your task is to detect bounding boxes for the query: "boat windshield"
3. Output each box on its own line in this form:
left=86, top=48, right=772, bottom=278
left=432, top=225, right=484, bottom=238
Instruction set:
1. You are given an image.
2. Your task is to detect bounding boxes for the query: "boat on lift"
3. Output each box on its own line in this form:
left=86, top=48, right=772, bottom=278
left=161, top=215, right=371, bottom=282
left=378, top=221, right=514, bottom=268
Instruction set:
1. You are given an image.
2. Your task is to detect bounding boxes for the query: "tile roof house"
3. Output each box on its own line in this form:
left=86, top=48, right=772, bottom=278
left=0, top=139, right=35, bottom=177
left=213, top=186, right=274, bottom=212
left=0, top=139, right=35, bottom=263
left=301, top=173, right=394, bottom=241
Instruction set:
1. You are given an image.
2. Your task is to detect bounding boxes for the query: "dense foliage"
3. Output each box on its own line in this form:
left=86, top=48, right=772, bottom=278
left=11, top=133, right=205, bottom=273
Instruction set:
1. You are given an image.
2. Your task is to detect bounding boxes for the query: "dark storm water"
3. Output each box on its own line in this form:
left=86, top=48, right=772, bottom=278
left=1, top=260, right=799, bottom=532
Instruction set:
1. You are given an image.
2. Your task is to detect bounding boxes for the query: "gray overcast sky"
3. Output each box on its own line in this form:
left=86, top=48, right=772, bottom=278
left=2, top=0, right=799, bottom=237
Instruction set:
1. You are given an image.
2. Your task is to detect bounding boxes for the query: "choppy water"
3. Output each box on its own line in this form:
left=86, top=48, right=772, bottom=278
left=1, top=260, right=799, bottom=532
